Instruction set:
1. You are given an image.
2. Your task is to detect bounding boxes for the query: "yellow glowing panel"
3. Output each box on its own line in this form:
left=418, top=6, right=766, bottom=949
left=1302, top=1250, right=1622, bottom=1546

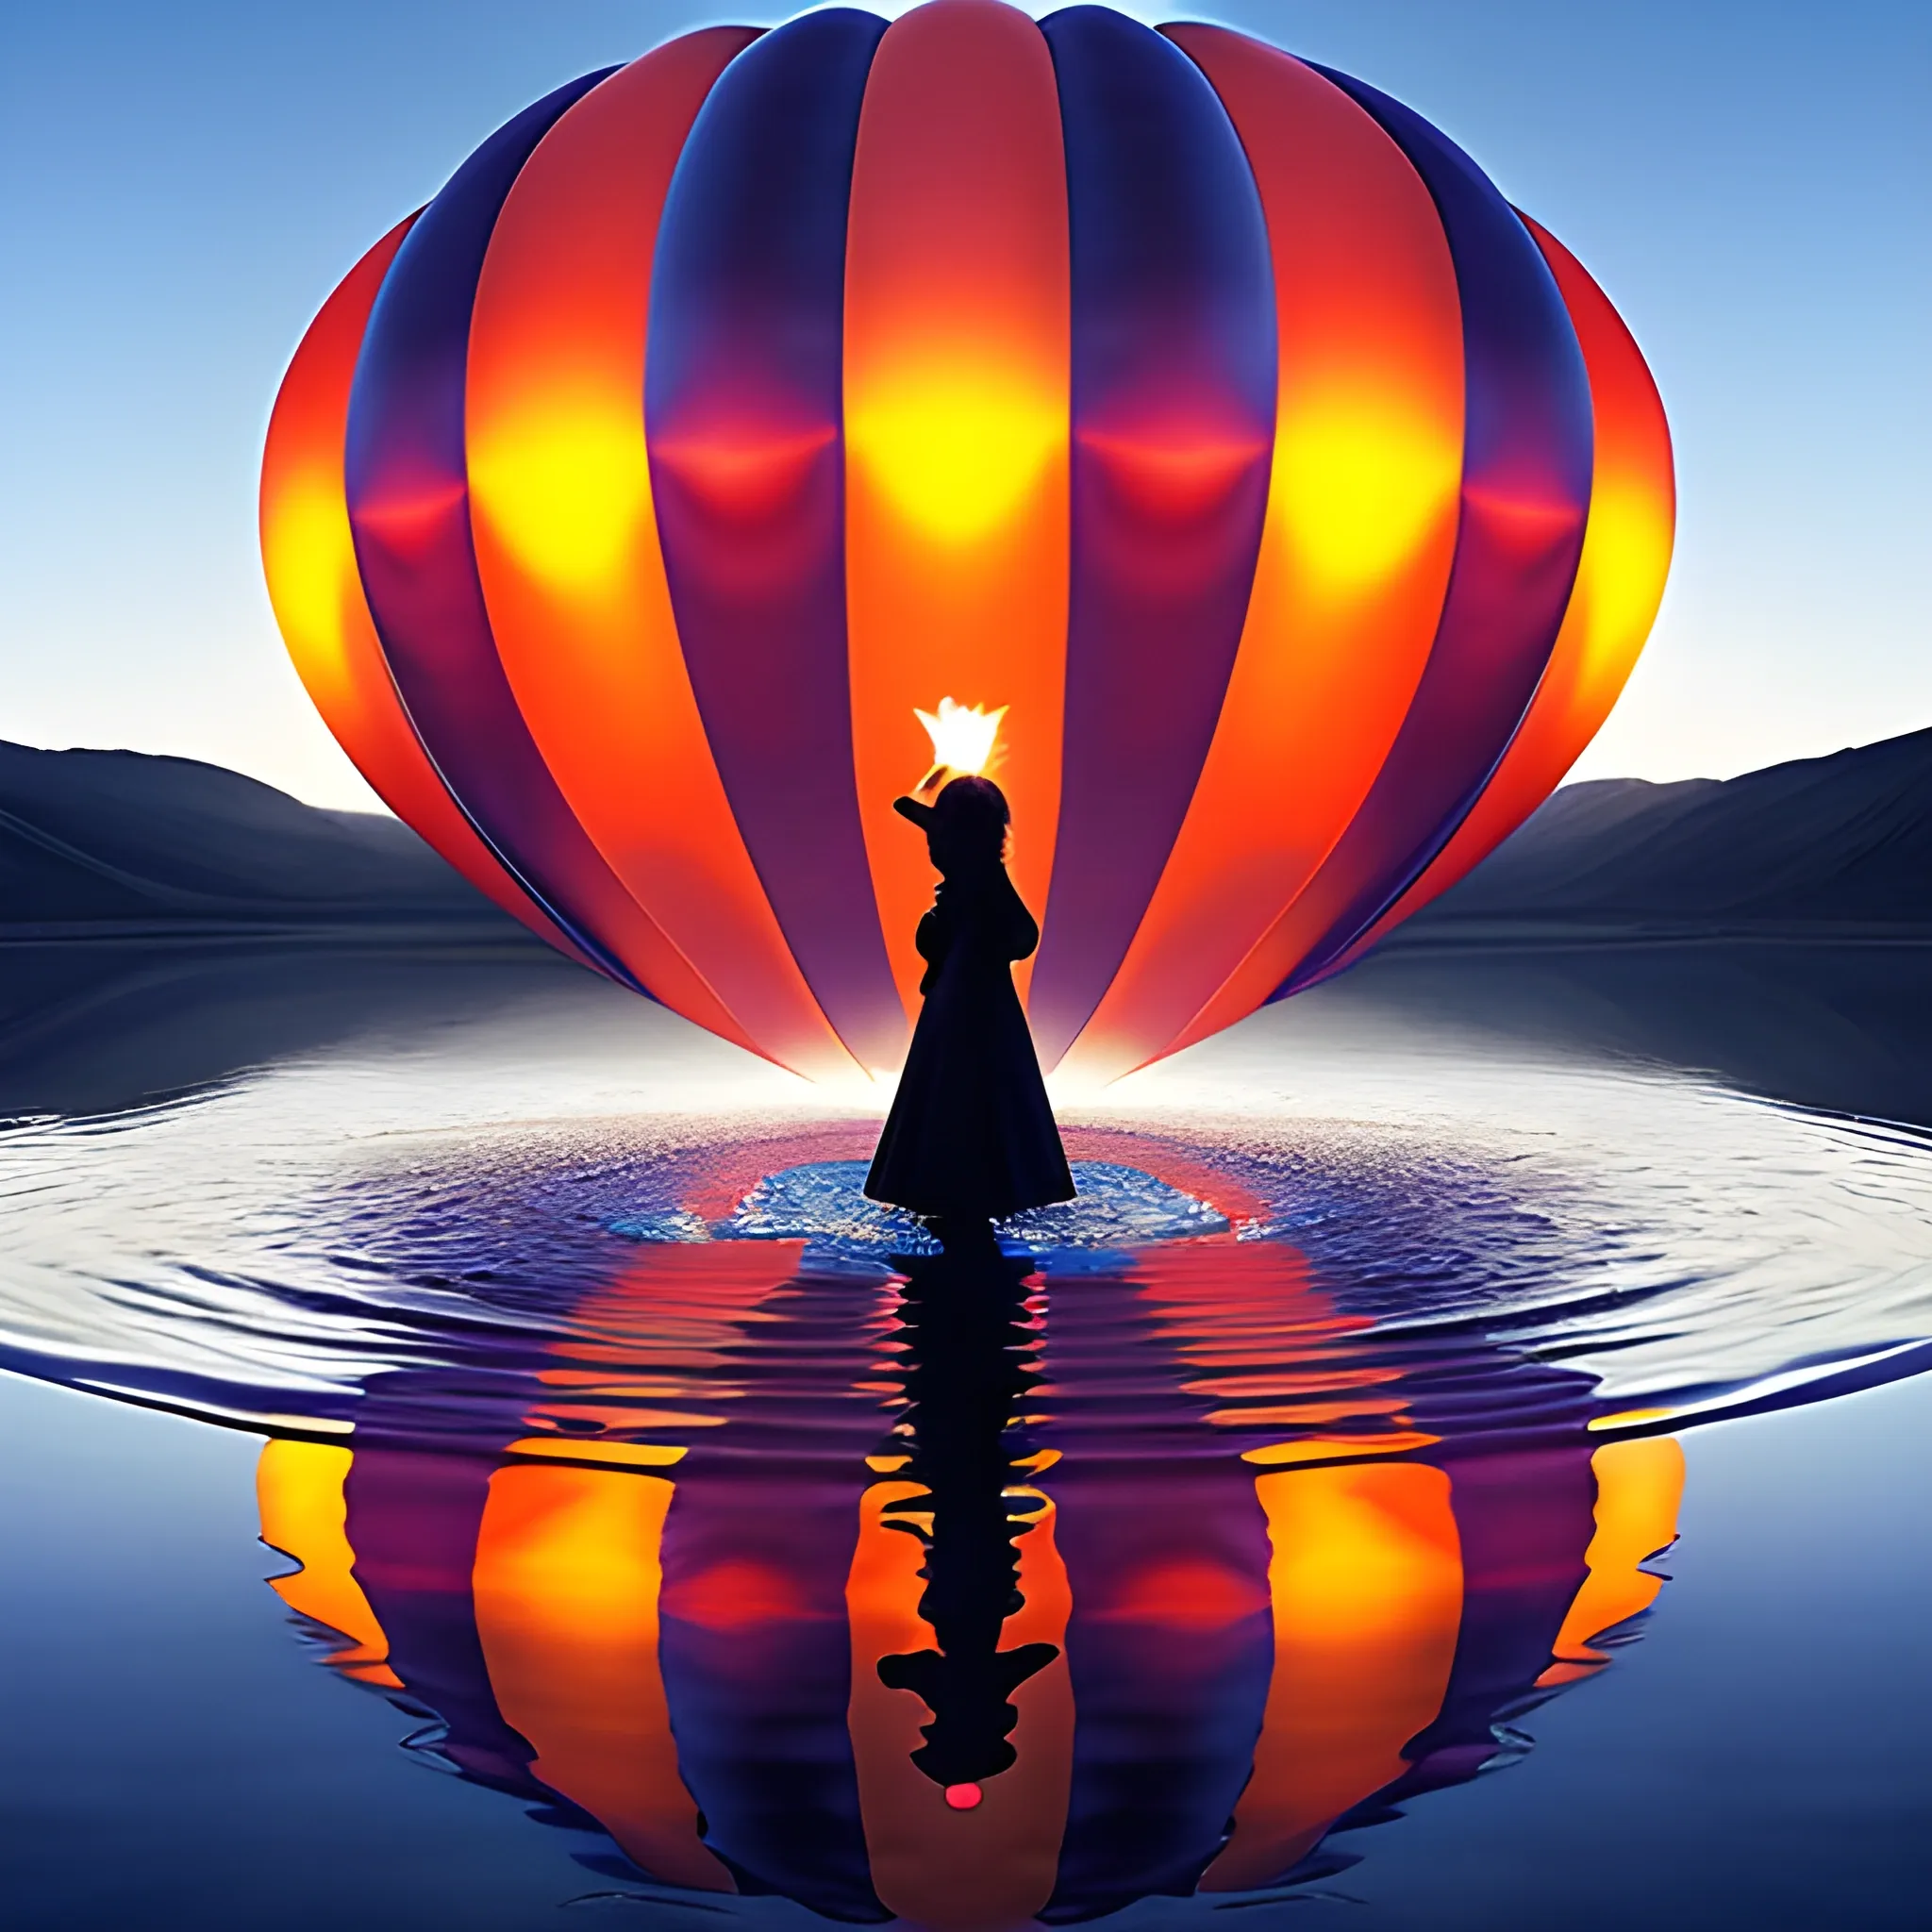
left=1559, top=477, right=1677, bottom=708
left=847, top=362, right=1063, bottom=548
left=1271, top=390, right=1462, bottom=602
left=260, top=475, right=359, bottom=696
left=467, top=394, right=651, bottom=602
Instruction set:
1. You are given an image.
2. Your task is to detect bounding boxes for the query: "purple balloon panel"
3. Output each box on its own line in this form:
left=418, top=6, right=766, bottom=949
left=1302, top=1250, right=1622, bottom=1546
left=1278, top=66, right=1594, bottom=994
left=1027, top=7, right=1277, bottom=1067
left=342, top=73, right=651, bottom=986
left=645, top=8, right=905, bottom=1073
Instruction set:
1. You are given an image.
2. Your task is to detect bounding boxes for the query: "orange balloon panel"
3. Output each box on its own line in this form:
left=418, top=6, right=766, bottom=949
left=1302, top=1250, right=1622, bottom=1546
left=258, top=217, right=590, bottom=964
left=1061, top=29, right=1465, bottom=1083
left=1318, top=214, right=1677, bottom=977
left=843, top=0, right=1071, bottom=1020
left=468, top=32, right=860, bottom=1086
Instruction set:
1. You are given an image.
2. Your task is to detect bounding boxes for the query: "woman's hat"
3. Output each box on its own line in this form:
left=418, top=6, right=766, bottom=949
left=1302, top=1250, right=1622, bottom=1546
left=894, top=775, right=1010, bottom=833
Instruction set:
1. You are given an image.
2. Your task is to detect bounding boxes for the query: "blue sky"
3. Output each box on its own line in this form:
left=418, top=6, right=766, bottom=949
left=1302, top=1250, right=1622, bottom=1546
left=2, top=1, right=1925, bottom=809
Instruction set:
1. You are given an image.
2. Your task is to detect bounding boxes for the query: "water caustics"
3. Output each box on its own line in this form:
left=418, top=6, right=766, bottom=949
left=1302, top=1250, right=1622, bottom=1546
left=4, top=1002, right=1932, bottom=1922
left=260, top=1, right=1674, bottom=1085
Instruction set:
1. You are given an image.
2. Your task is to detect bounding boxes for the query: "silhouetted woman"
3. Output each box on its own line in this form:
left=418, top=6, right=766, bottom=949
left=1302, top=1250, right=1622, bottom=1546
left=865, top=776, right=1074, bottom=1226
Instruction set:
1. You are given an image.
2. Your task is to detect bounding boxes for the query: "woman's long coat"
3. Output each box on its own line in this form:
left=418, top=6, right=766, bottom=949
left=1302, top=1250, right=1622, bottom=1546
left=865, top=861, right=1074, bottom=1223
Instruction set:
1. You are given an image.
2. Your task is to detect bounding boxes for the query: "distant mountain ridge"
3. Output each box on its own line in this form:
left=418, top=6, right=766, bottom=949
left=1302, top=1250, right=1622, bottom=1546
left=0, top=741, right=518, bottom=935
left=1404, top=726, right=1932, bottom=938
left=6, top=726, right=1931, bottom=947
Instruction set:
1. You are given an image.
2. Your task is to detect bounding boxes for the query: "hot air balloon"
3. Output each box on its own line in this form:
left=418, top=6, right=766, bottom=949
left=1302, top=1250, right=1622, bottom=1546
left=259, top=0, right=1674, bottom=1087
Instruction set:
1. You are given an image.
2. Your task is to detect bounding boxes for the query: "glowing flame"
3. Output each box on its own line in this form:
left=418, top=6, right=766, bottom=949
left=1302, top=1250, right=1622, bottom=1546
left=913, top=695, right=1007, bottom=792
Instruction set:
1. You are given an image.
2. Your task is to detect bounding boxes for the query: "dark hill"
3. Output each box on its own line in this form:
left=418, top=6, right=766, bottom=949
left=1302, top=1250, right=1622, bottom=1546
left=0, top=741, right=522, bottom=936
left=8, top=725, right=1931, bottom=945
left=1405, top=726, right=1932, bottom=937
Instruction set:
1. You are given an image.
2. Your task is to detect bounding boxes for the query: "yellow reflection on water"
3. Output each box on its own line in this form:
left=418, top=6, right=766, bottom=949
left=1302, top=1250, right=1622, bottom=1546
left=1207, top=1458, right=1464, bottom=1890
left=1541, top=1436, right=1686, bottom=1687
left=473, top=1462, right=733, bottom=1891
left=257, top=1439, right=398, bottom=1689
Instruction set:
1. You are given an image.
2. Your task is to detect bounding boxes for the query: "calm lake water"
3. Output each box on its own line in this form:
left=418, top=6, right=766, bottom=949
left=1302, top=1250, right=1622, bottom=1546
left=3, top=935, right=1930, bottom=1929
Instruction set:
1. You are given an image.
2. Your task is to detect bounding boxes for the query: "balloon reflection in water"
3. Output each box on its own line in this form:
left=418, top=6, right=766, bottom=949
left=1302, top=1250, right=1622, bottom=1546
left=254, top=1156, right=1687, bottom=1924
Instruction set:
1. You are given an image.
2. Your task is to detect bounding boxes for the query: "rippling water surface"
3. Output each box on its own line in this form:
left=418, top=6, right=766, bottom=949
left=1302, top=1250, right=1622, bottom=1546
left=3, top=939, right=1930, bottom=1929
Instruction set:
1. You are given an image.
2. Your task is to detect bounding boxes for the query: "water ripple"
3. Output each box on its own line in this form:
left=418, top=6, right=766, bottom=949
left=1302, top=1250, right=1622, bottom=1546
left=3, top=1022, right=1931, bottom=1459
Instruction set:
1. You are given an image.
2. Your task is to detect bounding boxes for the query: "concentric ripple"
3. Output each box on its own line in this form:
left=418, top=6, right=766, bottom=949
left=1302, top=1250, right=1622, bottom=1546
left=3, top=987, right=1931, bottom=1463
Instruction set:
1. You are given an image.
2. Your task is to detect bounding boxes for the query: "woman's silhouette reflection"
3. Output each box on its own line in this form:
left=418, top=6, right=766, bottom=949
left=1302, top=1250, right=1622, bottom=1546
left=867, top=777, right=1074, bottom=1226
left=876, top=1224, right=1058, bottom=1797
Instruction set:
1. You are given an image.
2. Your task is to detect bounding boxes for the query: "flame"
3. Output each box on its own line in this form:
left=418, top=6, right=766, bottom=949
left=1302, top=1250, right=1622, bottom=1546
left=913, top=695, right=1007, bottom=792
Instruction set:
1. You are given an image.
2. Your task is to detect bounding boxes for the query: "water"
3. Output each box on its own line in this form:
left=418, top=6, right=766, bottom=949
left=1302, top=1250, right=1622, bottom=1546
left=2, top=934, right=1930, bottom=1927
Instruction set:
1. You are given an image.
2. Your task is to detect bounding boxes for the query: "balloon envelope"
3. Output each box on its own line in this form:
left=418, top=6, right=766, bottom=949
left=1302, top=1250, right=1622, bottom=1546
left=260, top=1, right=1674, bottom=1085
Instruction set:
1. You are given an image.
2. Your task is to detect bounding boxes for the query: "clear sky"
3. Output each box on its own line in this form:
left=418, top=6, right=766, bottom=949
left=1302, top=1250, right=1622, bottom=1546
left=3, top=1, right=1925, bottom=810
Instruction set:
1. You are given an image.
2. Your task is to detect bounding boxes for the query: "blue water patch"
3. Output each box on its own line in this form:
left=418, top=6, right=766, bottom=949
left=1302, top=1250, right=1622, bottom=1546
left=719, top=1160, right=934, bottom=1260
left=607, top=1158, right=1228, bottom=1268
left=1007, top=1160, right=1230, bottom=1248
left=597, top=1208, right=710, bottom=1244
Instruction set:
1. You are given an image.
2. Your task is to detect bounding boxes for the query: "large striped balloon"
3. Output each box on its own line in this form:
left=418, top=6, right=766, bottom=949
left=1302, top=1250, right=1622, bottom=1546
left=260, top=2, right=1674, bottom=1086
